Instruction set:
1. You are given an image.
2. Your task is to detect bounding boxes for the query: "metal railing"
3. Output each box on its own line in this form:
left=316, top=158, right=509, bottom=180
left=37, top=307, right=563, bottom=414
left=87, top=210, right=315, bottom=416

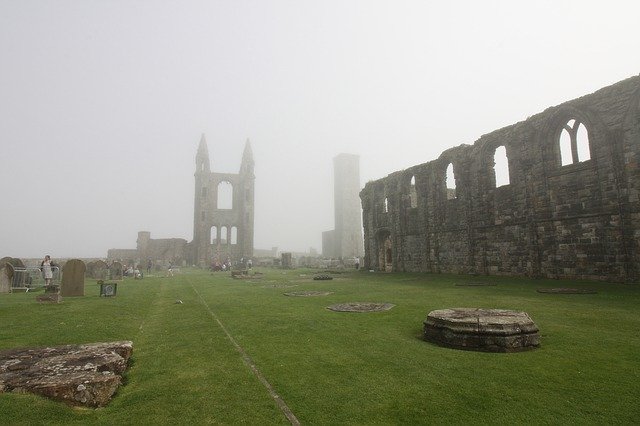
left=11, top=266, right=60, bottom=289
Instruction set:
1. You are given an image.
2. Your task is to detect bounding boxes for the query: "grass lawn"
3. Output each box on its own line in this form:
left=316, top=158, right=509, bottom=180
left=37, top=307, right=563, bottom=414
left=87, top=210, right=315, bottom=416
left=1, top=268, right=639, bottom=425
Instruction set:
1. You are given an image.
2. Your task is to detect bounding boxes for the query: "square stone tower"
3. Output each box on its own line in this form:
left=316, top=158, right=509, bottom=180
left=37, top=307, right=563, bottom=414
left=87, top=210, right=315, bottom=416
left=332, top=153, right=364, bottom=259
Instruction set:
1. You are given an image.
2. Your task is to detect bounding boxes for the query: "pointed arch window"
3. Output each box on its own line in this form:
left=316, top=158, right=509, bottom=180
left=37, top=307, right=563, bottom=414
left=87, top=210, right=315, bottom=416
left=217, top=182, right=233, bottom=209
left=445, top=163, right=456, bottom=200
left=211, top=226, right=218, bottom=244
left=559, top=119, right=591, bottom=166
left=493, top=146, right=510, bottom=187
left=409, top=175, right=417, bottom=208
left=220, top=226, right=228, bottom=245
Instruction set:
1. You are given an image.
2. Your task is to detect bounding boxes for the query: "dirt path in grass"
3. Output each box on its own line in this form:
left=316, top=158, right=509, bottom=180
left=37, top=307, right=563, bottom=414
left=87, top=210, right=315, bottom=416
left=190, top=282, right=300, bottom=426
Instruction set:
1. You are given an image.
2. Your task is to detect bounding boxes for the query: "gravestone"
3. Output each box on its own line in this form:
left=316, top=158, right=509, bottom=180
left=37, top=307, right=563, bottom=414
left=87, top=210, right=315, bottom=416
left=93, top=260, right=108, bottom=280
left=281, top=252, right=292, bottom=269
left=110, top=261, right=123, bottom=280
left=0, top=264, right=12, bottom=293
left=60, top=259, right=86, bottom=297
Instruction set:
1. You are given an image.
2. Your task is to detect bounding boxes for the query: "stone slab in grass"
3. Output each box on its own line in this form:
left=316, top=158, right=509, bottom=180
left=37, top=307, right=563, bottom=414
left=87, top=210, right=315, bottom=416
left=284, top=290, right=333, bottom=297
left=327, top=302, right=395, bottom=313
left=454, top=282, right=497, bottom=287
left=0, top=341, right=133, bottom=408
left=262, top=284, right=298, bottom=289
left=537, top=288, right=597, bottom=294
left=423, top=308, right=539, bottom=353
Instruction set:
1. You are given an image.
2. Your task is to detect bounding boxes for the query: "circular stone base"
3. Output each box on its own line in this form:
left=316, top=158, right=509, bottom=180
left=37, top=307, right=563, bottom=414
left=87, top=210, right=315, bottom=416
left=537, top=288, right=597, bottom=294
left=327, top=302, right=395, bottom=313
left=423, top=308, right=539, bottom=352
left=284, top=291, right=333, bottom=297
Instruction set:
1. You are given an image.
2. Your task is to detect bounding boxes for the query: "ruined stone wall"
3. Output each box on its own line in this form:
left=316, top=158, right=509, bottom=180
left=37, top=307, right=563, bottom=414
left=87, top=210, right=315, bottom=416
left=361, top=75, right=640, bottom=282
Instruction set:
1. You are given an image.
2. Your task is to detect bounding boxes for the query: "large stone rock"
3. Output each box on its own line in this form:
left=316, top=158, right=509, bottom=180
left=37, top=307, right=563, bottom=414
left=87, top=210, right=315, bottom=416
left=423, top=308, right=539, bottom=352
left=0, top=341, right=133, bottom=407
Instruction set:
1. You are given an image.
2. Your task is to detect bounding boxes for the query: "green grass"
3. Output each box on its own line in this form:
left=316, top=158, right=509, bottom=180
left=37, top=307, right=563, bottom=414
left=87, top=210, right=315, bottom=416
left=1, top=269, right=639, bottom=424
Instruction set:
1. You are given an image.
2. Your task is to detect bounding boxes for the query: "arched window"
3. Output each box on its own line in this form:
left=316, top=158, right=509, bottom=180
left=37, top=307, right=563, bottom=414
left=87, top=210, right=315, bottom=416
left=383, top=197, right=389, bottom=213
left=559, top=119, right=591, bottom=166
left=211, top=226, right=218, bottom=244
left=220, top=226, right=228, bottom=245
left=231, top=227, right=238, bottom=245
left=201, top=187, right=207, bottom=197
left=493, top=146, right=510, bottom=187
left=409, top=175, right=417, bottom=208
left=446, top=163, right=456, bottom=200
left=217, top=181, right=233, bottom=209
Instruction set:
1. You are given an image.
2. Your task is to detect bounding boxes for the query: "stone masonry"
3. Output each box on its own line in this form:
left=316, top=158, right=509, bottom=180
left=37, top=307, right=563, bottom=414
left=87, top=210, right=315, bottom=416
left=323, top=153, right=364, bottom=259
left=360, top=75, right=640, bottom=282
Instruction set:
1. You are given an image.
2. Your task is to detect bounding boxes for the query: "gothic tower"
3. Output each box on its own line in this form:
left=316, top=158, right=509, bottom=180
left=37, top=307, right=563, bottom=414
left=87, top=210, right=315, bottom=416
left=190, top=135, right=255, bottom=267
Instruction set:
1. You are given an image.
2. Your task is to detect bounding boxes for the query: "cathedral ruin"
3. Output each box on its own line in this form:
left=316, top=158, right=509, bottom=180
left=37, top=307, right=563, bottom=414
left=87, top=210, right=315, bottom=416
left=108, top=136, right=254, bottom=267
left=360, top=75, right=640, bottom=282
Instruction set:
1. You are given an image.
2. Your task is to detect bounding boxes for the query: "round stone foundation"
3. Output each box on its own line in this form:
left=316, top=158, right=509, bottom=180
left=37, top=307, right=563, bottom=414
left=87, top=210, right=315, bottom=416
left=423, top=308, right=539, bottom=352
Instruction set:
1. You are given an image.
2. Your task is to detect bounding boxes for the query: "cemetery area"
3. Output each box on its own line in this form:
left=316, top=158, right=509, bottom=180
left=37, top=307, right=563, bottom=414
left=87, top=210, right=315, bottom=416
left=1, top=268, right=639, bottom=424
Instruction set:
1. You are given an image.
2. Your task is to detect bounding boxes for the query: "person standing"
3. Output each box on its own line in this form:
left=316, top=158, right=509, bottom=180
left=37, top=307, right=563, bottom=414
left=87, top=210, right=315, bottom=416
left=41, top=255, right=54, bottom=286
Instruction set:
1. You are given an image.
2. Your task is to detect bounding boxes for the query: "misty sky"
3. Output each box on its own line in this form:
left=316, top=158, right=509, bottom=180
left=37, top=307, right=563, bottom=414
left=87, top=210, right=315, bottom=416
left=1, top=1, right=639, bottom=258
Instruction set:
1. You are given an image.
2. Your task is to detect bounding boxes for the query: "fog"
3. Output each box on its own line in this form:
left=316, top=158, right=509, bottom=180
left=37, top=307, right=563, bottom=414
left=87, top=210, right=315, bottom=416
left=1, top=1, right=639, bottom=258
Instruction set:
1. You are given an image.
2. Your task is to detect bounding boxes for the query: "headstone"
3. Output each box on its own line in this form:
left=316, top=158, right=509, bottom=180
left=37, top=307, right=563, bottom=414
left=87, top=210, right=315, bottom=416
left=93, top=260, right=108, bottom=280
left=281, top=252, right=292, bottom=269
left=110, top=261, right=123, bottom=280
left=99, top=282, right=117, bottom=297
left=60, top=259, right=86, bottom=297
left=0, top=265, right=12, bottom=293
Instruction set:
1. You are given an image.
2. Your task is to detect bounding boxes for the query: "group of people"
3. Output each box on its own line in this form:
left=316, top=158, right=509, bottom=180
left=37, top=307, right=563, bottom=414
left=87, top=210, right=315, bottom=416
left=210, top=257, right=252, bottom=272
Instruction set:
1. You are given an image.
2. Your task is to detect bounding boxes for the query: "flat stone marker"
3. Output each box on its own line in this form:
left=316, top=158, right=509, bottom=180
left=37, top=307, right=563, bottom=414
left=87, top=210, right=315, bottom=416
left=327, top=302, right=395, bottom=312
left=284, top=290, right=333, bottom=297
left=0, top=341, right=132, bottom=407
left=455, top=282, right=497, bottom=287
left=536, top=288, right=597, bottom=294
left=423, top=308, right=539, bottom=352
left=60, top=259, right=86, bottom=297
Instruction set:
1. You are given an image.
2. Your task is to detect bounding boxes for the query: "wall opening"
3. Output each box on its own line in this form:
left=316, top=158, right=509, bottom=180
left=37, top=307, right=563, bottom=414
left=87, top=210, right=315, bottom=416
left=409, top=175, right=417, bottom=208
left=383, top=197, right=389, bottom=213
left=201, top=187, right=207, bottom=197
left=217, top=181, right=233, bottom=209
left=231, top=226, right=238, bottom=245
left=576, top=122, right=591, bottom=162
left=220, top=226, right=228, bottom=245
left=559, top=119, right=591, bottom=165
left=377, top=231, right=393, bottom=272
left=446, top=163, right=456, bottom=199
left=211, top=226, right=218, bottom=245
left=493, top=146, right=510, bottom=187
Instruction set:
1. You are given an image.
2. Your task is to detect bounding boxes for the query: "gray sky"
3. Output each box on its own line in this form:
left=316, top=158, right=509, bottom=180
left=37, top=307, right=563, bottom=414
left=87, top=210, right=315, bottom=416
left=1, top=0, right=639, bottom=258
